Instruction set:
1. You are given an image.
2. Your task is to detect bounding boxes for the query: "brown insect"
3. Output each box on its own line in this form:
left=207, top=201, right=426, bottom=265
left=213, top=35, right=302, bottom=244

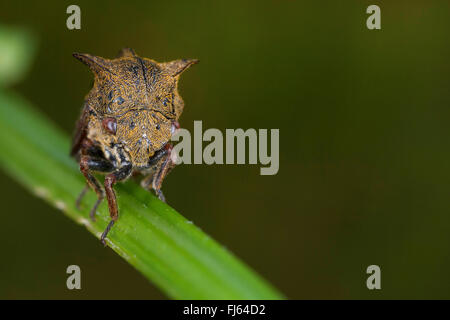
left=70, top=48, right=198, bottom=245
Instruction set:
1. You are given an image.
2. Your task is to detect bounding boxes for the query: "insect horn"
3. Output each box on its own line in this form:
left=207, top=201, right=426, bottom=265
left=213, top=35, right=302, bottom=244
left=72, top=52, right=116, bottom=76
left=117, top=47, right=136, bottom=58
left=162, top=59, right=199, bottom=77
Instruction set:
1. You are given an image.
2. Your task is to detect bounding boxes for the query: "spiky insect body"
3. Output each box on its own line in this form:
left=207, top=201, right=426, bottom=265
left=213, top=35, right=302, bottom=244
left=71, top=48, right=197, bottom=245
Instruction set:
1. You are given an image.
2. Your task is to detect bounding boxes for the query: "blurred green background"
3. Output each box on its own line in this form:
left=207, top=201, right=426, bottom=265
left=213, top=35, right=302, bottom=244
left=1, top=0, right=450, bottom=299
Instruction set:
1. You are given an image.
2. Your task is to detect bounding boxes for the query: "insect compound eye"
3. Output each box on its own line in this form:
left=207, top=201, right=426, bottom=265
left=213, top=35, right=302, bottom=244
left=102, top=117, right=117, bottom=135
left=171, top=121, right=180, bottom=134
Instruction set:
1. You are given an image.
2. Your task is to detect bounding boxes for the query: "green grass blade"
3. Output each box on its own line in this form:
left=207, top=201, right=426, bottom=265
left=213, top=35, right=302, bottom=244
left=0, top=90, right=284, bottom=299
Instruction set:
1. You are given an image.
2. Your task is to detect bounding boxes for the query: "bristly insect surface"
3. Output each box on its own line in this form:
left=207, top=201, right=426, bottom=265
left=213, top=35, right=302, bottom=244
left=71, top=48, right=198, bottom=245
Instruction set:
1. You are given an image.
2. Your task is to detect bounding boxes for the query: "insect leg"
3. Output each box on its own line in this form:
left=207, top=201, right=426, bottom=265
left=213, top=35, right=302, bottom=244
left=79, top=156, right=114, bottom=221
left=75, top=184, right=89, bottom=210
left=141, top=144, right=176, bottom=203
left=141, top=146, right=170, bottom=189
left=101, top=163, right=132, bottom=245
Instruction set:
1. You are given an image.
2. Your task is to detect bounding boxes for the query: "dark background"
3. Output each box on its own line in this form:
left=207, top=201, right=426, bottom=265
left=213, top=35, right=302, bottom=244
left=1, top=0, right=450, bottom=299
